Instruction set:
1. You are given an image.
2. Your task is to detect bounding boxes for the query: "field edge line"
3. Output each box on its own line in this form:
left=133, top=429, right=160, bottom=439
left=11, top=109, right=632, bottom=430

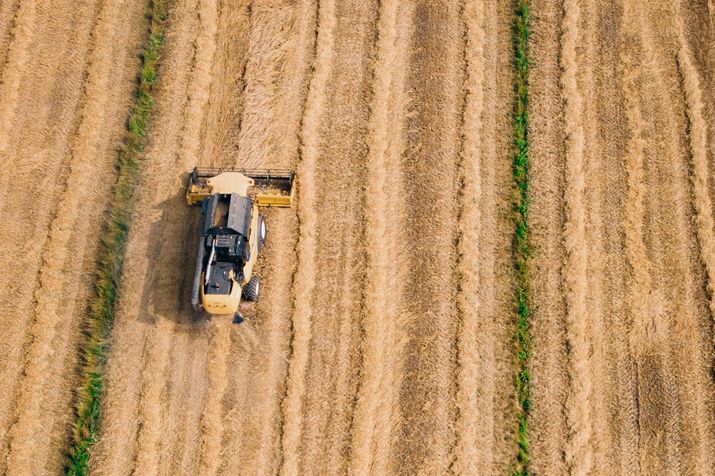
left=512, top=0, right=531, bottom=474
left=65, top=1, right=170, bottom=474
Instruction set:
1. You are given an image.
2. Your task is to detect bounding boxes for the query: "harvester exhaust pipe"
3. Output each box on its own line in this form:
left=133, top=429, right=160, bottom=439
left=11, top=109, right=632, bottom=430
left=191, top=237, right=205, bottom=311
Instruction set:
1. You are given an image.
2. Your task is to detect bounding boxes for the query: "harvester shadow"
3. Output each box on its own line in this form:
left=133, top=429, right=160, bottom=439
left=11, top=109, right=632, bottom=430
left=136, top=173, right=209, bottom=330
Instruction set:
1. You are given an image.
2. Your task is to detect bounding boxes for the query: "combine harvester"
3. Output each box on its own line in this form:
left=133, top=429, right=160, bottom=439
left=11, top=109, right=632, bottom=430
left=186, top=168, right=295, bottom=323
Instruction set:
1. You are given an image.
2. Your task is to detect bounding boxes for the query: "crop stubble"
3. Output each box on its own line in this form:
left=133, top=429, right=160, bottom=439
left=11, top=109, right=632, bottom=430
left=0, top=0, right=146, bottom=473
left=91, top=0, right=517, bottom=474
left=3, top=0, right=714, bottom=473
left=529, top=0, right=715, bottom=473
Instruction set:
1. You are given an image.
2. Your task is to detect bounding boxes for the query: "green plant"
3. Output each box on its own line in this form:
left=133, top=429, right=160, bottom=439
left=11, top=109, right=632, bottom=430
left=66, top=1, right=168, bottom=474
left=512, top=1, right=531, bottom=475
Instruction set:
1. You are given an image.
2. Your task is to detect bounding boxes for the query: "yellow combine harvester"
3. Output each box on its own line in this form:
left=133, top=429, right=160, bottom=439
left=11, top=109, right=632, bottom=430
left=186, top=168, right=294, bottom=323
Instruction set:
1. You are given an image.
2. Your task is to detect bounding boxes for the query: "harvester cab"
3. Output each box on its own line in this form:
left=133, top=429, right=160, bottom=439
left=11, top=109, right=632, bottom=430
left=186, top=168, right=294, bottom=323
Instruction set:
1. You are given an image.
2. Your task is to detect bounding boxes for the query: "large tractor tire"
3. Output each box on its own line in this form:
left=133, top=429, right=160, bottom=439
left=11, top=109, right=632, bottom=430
left=258, top=215, right=267, bottom=249
left=243, top=275, right=260, bottom=302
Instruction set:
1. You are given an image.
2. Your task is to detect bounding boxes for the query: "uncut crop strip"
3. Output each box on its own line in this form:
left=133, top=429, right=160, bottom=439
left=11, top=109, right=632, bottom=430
left=66, top=1, right=168, bottom=473
left=512, top=0, right=531, bottom=474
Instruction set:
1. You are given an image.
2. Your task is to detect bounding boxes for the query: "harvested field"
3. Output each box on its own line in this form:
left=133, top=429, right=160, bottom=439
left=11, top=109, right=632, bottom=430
left=529, top=0, right=715, bottom=473
left=0, top=0, right=147, bottom=473
left=2, top=0, right=715, bottom=474
left=92, top=0, right=516, bottom=474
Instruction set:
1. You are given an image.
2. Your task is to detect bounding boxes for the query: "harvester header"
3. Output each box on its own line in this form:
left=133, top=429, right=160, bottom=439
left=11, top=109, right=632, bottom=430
left=186, top=167, right=295, bottom=207
left=185, top=167, right=295, bottom=322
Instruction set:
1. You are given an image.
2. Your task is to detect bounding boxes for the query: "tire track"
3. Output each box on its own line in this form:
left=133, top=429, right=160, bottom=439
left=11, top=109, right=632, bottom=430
left=585, top=2, right=633, bottom=471
left=0, top=0, right=21, bottom=77
left=676, top=9, right=715, bottom=359
left=347, top=1, right=410, bottom=473
left=0, top=0, right=35, bottom=156
left=278, top=0, right=335, bottom=473
left=530, top=1, right=715, bottom=473
left=618, top=13, right=659, bottom=472
left=196, top=323, right=231, bottom=475
left=618, top=2, right=715, bottom=471
left=653, top=2, right=715, bottom=470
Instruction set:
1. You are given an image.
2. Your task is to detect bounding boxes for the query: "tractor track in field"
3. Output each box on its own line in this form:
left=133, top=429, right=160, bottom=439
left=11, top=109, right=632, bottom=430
left=529, top=0, right=715, bottom=473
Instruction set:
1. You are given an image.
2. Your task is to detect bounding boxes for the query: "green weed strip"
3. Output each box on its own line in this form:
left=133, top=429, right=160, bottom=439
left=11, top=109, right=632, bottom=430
left=512, top=1, right=531, bottom=475
left=67, top=1, right=168, bottom=474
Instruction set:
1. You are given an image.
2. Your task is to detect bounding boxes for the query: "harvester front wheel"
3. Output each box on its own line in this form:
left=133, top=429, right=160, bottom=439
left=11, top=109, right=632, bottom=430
left=258, top=215, right=267, bottom=249
left=243, top=276, right=260, bottom=301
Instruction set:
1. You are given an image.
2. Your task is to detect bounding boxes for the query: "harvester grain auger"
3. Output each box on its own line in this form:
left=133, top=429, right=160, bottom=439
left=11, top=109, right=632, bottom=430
left=186, top=167, right=295, bottom=323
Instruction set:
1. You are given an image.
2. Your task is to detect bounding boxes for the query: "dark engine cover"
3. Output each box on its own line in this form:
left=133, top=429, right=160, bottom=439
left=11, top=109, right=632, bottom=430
left=196, top=193, right=253, bottom=297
